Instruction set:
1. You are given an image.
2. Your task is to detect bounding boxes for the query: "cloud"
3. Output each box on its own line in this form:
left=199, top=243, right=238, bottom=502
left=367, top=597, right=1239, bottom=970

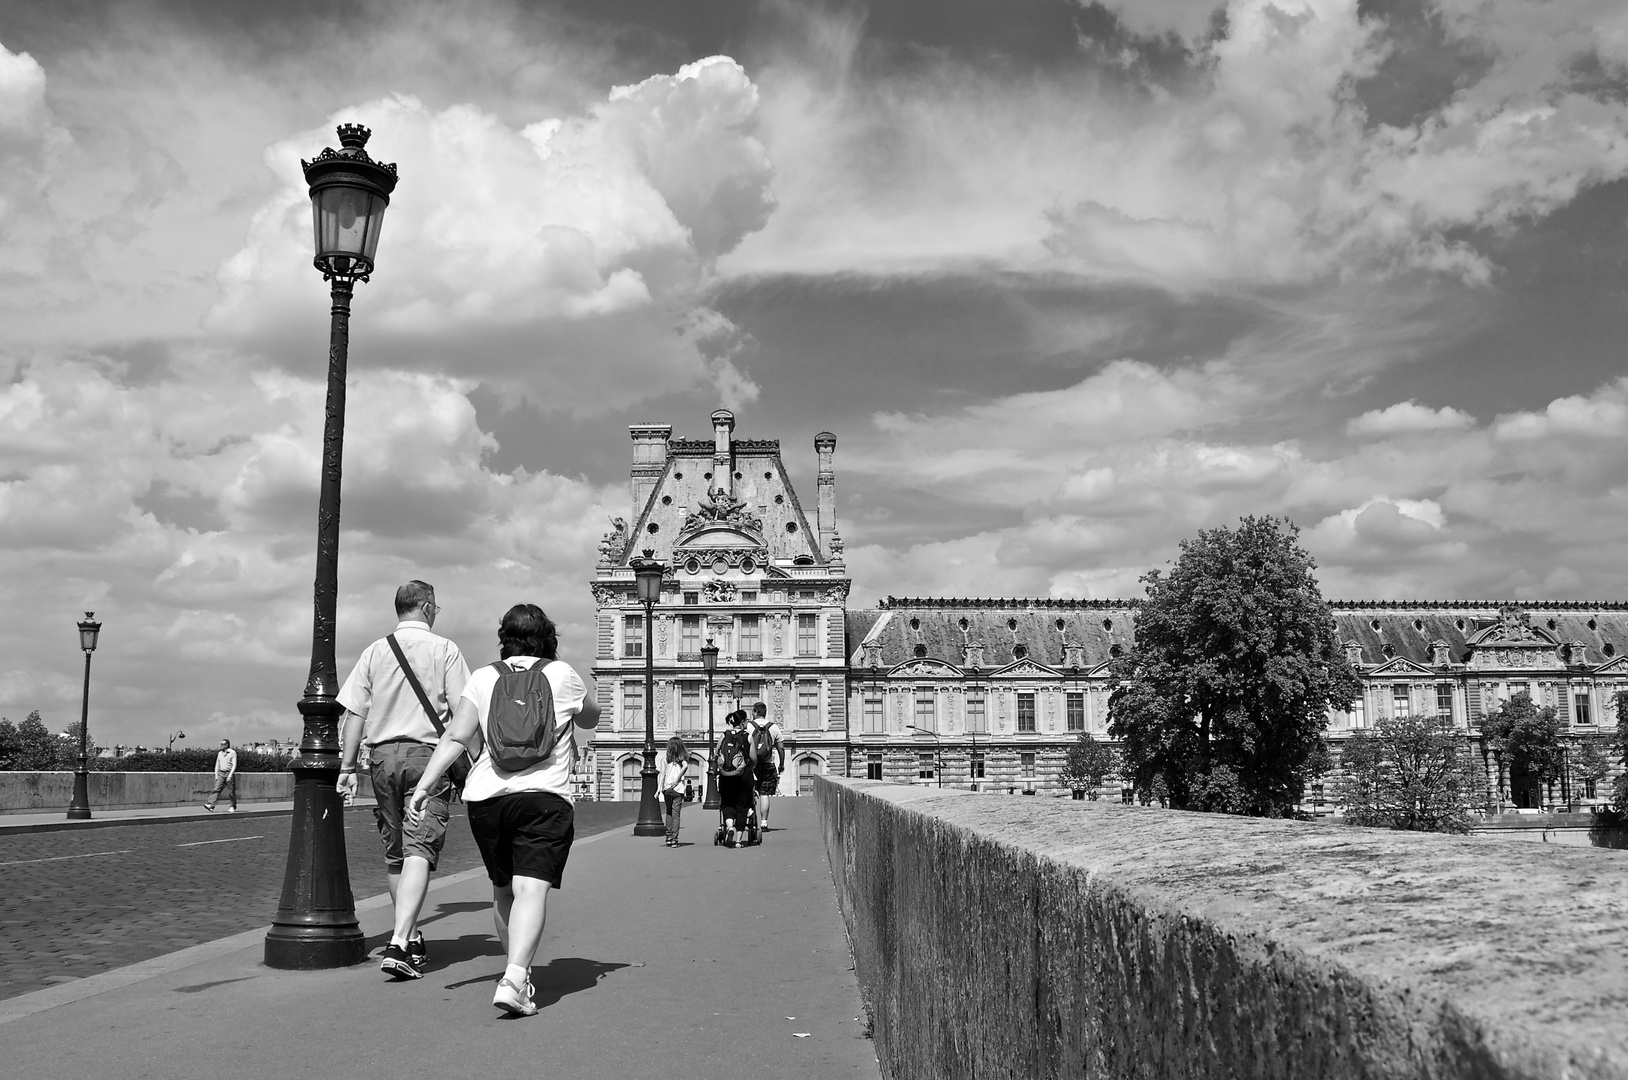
left=209, top=57, right=774, bottom=412
left=1348, top=400, right=1476, bottom=435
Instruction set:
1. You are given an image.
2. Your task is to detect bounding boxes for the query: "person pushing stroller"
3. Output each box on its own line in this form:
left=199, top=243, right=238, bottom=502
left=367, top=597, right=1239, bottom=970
left=714, top=710, right=758, bottom=847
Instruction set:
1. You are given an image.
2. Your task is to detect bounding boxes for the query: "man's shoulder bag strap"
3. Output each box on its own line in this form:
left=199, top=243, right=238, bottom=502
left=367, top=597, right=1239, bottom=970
left=386, top=634, right=472, bottom=789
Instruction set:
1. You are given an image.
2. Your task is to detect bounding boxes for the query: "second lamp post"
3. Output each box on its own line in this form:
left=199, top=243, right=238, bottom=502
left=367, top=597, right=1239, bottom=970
left=631, top=552, right=666, bottom=836
left=701, top=639, right=720, bottom=809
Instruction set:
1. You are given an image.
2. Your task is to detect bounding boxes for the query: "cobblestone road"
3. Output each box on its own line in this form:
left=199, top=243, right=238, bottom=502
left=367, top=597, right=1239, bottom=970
left=0, top=800, right=638, bottom=1000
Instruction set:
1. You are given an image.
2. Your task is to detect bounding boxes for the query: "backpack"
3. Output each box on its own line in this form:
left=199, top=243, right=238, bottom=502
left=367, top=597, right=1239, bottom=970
left=749, top=719, right=776, bottom=766
left=718, top=730, right=750, bottom=774
left=484, top=660, right=561, bottom=773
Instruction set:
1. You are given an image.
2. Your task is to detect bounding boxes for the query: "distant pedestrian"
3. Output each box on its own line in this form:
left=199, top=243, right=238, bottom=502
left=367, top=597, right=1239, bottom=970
left=203, top=739, right=237, bottom=813
left=716, top=710, right=754, bottom=846
left=748, top=701, right=784, bottom=832
left=661, top=736, right=688, bottom=847
left=335, top=580, right=471, bottom=981
left=408, top=602, right=600, bottom=1017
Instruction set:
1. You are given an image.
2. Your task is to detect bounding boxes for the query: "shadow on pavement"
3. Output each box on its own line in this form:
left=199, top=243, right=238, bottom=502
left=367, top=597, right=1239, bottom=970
left=533, top=957, right=630, bottom=1009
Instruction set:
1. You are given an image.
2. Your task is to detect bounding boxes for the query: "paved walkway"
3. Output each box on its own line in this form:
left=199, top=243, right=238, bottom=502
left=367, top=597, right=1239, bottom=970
left=0, top=798, right=881, bottom=1080
left=0, top=801, right=298, bottom=834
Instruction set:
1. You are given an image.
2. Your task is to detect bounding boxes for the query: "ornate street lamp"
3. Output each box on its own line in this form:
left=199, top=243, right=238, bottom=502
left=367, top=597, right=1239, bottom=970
left=168, top=730, right=186, bottom=753
left=265, top=123, right=398, bottom=971
left=631, top=551, right=666, bottom=837
left=701, top=639, right=721, bottom=809
left=65, top=612, right=102, bottom=820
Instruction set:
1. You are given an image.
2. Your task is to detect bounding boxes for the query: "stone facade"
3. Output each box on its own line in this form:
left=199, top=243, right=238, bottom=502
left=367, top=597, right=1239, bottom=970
left=587, top=410, right=851, bottom=801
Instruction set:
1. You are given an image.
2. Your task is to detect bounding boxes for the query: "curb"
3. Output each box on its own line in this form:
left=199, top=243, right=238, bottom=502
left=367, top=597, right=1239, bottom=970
left=0, top=806, right=297, bottom=835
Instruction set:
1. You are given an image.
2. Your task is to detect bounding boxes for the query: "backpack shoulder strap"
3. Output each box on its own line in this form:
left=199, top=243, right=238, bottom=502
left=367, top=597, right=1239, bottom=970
left=387, top=633, right=446, bottom=737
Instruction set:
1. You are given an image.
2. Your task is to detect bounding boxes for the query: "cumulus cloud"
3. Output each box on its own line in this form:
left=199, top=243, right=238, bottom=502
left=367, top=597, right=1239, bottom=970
left=1348, top=400, right=1476, bottom=435
left=211, top=57, right=774, bottom=411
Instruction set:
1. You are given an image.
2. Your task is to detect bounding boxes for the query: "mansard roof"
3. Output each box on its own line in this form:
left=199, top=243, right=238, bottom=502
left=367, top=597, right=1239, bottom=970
left=855, top=597, right=1628, bottom=671
left=616, top=436, right=826, bottom=570
left=851, top=600, right=1137, bottom=669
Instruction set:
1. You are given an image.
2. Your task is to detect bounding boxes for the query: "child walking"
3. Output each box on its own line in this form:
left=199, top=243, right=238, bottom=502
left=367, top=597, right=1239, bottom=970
left=661, top=736, right=689, bottom=847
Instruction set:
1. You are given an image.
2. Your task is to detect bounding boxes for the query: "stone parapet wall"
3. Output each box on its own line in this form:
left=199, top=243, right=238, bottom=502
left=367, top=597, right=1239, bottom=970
left=815, top=776, right=1628, bottom=1080
left=0, top=771, right=334, bottom=813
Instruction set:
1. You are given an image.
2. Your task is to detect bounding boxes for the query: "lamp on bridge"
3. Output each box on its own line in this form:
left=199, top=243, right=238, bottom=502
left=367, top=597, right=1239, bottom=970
left=66, top=612, right=102, bottom=820
left=631, top=552, right=667, bottom=837
left=908, top=724, right=942, bottom=788
left=168, top=730, right=186, bottom=754
left=265, top=123, right=397, bottom=971
left=701, top=639, right=721, bottom=809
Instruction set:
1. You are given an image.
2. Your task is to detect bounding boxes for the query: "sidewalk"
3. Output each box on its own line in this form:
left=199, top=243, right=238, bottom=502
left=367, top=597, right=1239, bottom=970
left=0, top=801, right=296, bottom=834
left=0, top=797, right=881, bottom=1080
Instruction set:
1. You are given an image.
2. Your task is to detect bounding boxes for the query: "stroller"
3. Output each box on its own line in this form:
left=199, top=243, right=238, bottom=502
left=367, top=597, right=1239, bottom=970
left=714, top=801, right=761, bottom=847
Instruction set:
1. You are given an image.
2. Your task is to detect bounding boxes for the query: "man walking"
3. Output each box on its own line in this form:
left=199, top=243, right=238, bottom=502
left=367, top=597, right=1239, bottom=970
left=748, top=701, right=784, bottom=832
left=336, top=580, right=470, bottom=980
left=203, top=739, right=237, bottom=813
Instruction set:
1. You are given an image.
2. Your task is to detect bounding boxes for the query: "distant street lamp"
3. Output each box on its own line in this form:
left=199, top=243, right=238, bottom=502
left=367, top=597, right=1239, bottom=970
left=265, top=123, right=398, bottom=971
left=701, top=639, right=721, bottom=810
left=168, top=730, right=186, bottom=754
left=631, top=552, right=667, bottom=837
left=65, top=612, right=102, bottom=820
left=907, top=724, right=942, bottom=788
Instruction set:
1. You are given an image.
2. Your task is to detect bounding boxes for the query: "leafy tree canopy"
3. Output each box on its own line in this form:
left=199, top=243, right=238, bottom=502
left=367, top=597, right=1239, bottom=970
left=1480, top=693, right=1564, bottom=784
left=1336, top=714, right=1481, bottom=833
left=1057, top=732, right=1117, bottom=797
left=1108, top=515, right=1360, bottom=817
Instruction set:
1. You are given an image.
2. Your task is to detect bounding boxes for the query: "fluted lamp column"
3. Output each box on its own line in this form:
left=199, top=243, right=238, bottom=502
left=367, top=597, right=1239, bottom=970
left=65, top=613, right=102, bottom=820
left=631, top=552, right=667, bottom=836
left=701, top=639, right=720, bottom=809
left=265, top=123, right=398, bottom=970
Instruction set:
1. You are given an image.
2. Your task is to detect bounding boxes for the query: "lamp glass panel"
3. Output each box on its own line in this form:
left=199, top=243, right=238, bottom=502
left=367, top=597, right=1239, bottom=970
left=79, top=626, right=98, bottom=651
left=312, top=185, right=383, bottom=259
left=634, top=566, right=664, bottom=603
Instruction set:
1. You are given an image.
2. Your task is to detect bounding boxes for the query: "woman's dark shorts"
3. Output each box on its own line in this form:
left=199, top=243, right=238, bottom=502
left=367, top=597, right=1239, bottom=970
left=467, top=790, right=575, bottom=890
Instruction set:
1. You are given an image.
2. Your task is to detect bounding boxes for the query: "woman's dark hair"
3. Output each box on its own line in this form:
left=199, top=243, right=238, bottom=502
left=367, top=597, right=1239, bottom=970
left=498, top=603, right=557, bottom=660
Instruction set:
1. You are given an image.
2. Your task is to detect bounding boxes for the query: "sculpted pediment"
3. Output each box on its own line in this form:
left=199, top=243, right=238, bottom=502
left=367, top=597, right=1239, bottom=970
left=1467, top=606, right=1558, bottom=648
left=991, top=659, right=1060, bottom=679
left=1367, top=657, right=1433, bottom=676
left=890, top=659, right=961, bottom=678
left=676, top=525, right=763, bottom=549
left=1590, top=656, right=1628, bottom=676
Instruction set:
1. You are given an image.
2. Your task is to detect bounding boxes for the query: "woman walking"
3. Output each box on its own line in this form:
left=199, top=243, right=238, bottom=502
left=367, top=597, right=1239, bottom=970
left=660, top=736, right=688, bottom=847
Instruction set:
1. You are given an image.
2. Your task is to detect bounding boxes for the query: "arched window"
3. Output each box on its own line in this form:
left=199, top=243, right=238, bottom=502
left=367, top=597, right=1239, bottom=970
left=620, top=758, right=641, bottom=802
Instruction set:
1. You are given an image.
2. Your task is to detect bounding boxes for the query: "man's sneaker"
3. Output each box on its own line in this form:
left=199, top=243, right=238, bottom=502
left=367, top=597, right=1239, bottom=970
left=406, top=934, right=428, bottom=972
left=493, top=976, right=537, bottom=1016
left=379, top=943, right=422, bottom=980
left=202, top=804, right=214, bottom=813
left=226, top=807, right=237, bottom=813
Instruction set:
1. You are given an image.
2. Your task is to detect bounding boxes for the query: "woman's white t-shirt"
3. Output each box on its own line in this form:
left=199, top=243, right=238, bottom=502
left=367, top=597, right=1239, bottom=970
left=459, top=656, right=586, bottom=802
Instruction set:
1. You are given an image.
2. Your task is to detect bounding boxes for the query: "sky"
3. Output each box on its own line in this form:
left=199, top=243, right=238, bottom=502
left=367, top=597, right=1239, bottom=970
left=2, top=0, right=1628, bottom=747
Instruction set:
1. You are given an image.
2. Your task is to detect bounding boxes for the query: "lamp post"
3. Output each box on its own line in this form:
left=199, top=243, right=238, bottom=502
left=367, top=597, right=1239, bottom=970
left=65, top=612, right=102, bottom=820
left=907, top=724, right=942, bottom=788
left=965, top=665, right=981, bottom=791
left=168, top=730, right=186, bottom=754
left=265, top=123, right=397, bottom=971
left=701, top=639, right=721, bottom=809
left=631, top=552, right=667, bottom=836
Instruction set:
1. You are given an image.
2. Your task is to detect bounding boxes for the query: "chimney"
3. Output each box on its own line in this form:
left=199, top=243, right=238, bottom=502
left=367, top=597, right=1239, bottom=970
left=815, top=431, right=837, bottom=559
left=628, top=424, right=671, bottom=516
left=711, top=409, right=735, bottom=496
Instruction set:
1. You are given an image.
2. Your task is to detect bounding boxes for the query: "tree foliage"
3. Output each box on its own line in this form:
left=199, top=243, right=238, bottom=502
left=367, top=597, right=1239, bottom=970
left=1107, top=516, right=1360, bottom=817
left=0, top=712, right=78, bottom=770
left=1057, top=732, right=1116, bottom=797
left=1613, top=691, right=1628, bottom=812
left=1336, top=714, right=1480, bottom=833
left=1480, top=692, right=1564, bottom=789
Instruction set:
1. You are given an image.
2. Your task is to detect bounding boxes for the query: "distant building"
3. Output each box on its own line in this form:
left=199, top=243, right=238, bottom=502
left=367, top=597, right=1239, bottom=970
left=589, top=410, right=1625, bottom=809
left=587, top=411, right=850, bottom=801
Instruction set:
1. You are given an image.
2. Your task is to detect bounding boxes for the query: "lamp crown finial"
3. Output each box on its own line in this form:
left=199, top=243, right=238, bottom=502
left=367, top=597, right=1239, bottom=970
left=642, top=547, right=655, bottom=558
left=83, top=611, right=94, bottom=620
left=336, top=123, right=371, bottom=151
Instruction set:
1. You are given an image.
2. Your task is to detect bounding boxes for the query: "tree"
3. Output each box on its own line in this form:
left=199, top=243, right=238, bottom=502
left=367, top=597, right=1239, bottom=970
left=1612, top=690, right=1628, bottom=812
left=1335, top=714, right=1481, bottom=833
left=1572, top=736, right=1614, bottom=802
left=1057, top=732, right=1116, bottom=798
left=0, top=712, right=69, bottom=770
left=1481, top=693, right=1564, bottom=805
left=1107, top=516, right=1360, bottom=817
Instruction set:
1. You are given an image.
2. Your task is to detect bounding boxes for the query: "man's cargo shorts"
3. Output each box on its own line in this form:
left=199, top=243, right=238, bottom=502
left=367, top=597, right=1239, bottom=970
left=369, top=739, right=451, bottom=871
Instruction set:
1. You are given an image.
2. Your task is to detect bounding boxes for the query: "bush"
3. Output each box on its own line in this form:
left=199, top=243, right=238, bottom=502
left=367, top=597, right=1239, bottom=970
left=99, top=748, right=291, bottom=772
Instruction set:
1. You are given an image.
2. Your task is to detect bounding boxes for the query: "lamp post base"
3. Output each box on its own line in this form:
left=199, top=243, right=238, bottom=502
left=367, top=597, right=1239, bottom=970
left=634, top=758, right=666, bottom=836
left=265, top=696, right=364, bottom=969
left=66, top=770, right=91, bottom=819
left=702, top=772, right=720, bottom=810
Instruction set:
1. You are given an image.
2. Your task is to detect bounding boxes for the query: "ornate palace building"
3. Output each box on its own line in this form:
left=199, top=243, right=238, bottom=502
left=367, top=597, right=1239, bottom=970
left=589, top=410, right=1627, bottom=810
left=587, top=411, right=850, bottom=801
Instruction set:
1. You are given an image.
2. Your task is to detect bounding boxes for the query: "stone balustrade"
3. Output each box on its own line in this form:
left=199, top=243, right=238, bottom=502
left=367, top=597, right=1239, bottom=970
left=815, top=775, right=1628, bottom=1079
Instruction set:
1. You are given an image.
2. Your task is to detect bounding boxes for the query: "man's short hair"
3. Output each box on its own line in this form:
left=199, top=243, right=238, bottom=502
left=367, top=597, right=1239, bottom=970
left=220, top=739, right=231, bottom=747
left=395, top=580, right=435, bottom=616
left=752, top=701, right=767, bottom=716
left=498, top=604, right=558, bottom=660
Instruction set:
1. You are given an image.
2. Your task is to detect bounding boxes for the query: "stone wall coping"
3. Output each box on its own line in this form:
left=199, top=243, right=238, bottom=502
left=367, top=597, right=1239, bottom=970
left=823, top=776, right=1628, bottom=1076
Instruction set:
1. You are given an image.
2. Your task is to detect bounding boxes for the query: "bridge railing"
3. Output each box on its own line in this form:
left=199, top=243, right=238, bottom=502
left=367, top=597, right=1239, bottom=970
left=815, top=776, right=1628, bottom=1080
